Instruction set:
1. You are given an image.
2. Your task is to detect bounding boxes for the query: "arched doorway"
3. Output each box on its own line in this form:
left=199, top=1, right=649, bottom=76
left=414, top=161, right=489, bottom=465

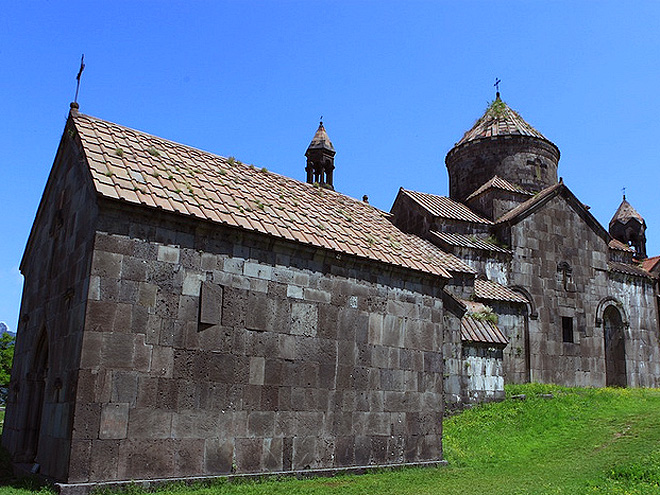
left=603, top=306, right=626, bottom=387
left=22, top=331, right=48, bottom=463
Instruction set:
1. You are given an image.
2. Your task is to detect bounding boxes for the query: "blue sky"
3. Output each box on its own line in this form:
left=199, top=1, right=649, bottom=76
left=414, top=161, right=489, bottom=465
left=1, top=2, right=659, bottom=333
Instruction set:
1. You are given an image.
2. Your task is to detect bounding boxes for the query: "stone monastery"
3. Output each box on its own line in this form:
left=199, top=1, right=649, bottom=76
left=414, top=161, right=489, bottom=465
left=4, top=93, right=660, bottom=487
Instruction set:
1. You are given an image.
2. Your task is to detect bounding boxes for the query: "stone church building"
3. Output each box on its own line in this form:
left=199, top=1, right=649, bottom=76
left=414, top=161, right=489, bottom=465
left=4, top=94, right=660, bottom=486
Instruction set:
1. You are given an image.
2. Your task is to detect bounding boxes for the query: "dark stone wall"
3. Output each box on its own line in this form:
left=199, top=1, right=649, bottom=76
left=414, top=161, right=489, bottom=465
left=607, top=272, right=660, bottom=387
left=466, top=190, right=531, bottom=222
left=505, top=194, right=660, bottom=387
left=3, top=126, right=98, bottom=480
left=67, top=203, right=447, bottom=482
left=446, top=136, right=559, bottom=203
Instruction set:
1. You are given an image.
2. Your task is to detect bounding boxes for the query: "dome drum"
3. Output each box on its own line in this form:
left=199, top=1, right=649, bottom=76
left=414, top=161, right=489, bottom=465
left=446, top=135, right=559, bottom=202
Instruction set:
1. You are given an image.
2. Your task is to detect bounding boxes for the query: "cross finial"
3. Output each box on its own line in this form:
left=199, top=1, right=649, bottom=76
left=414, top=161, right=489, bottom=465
left=320, top=115, right=323, bottom=126
left=622, top=186, right=626, bottom=200
left=494, top=78, right=501, bottom=99
left=73, top=54, right=85, bottom=104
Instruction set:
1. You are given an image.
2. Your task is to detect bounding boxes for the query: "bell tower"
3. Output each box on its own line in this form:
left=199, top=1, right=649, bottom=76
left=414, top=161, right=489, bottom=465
left=609, top=195, right=647, bottom=259
left=305, top=120, right=335, bottom=190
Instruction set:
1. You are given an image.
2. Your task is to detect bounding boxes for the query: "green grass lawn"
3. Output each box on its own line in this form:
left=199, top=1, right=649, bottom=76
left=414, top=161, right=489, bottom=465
left=3, top=384, right=660, bottom=494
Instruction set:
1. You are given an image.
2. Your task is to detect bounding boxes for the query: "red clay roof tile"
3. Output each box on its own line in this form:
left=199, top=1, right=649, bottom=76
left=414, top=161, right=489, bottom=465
left=73, top=112, right=469, bottom=280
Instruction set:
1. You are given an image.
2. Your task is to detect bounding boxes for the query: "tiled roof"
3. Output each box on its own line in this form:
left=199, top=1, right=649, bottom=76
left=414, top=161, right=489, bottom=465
left=466, top=175, right=533, bottom=201
left=640, top=256, right=660, bottom=273
left=609, top=239, right=633, bottom=252
left=473, top=279, right=528, bottom=303
left=609, top=197, right=645, bottom=228
left=459, top=301, right=508, bottom=345
left=71, top=111, right=458, bottom=279
left=456, top=97, right=550, bottom=147
left=608, top=262, right=654, bottom=279
left=461, top=316, right=508, bottom=346
left=400, top=189, right=493, bottom=225
left=307, top=122, right=335, bottom=152
left=430, top=231, right=512, bottom=254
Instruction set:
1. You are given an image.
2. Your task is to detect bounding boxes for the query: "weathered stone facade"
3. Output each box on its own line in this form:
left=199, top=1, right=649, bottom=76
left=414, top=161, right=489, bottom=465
left=7, top=93, right=660, bottom=487
left=391, top=94, right=660, bottom=408
left=67, top=204, right=445, bottom=482
left=5, top=108, right=452, bottom=485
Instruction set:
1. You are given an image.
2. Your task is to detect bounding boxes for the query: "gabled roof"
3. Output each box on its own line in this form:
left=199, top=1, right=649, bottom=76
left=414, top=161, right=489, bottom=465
left=640, top=256, right=660, bottom=273
left=70, top=110, right=458, bottom=279
left=398, top=189, right=493, bottom=225
left=473, top=279, right=528, bottom=304
left=609, top=197, right=645, bottom=229
left=456, top=96, right=551, bottom=147
left=609, top=239, right=633, bottom=253
left=608, top=261, right=655, bottom=280
left=495, top=180, right=610, bottom=243
left=430, top=231, right=512, bottom=254
left=466, top=175, right=533, bottom=202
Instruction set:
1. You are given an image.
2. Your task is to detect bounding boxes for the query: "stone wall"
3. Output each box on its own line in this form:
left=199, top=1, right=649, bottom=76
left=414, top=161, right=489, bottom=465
left=445, top=136, right=559, bottom=203
left=506, top=194, right=634, bottom=387
left=608, top=272, right=660, bottom=387
left=462, top=344, right=505, bottom=403
left=487, top=302, right=529, bottom=384
left=3, top=127, right=98, bottom=480
left=68, top=202, right=447, bottom=482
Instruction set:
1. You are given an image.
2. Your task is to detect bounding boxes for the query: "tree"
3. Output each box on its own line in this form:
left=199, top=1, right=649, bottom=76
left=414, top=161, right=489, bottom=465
left=0, top=333, right=15, bottom=404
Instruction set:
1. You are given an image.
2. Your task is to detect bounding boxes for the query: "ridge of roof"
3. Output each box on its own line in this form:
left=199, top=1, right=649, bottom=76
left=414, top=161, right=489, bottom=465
left=456, top=97, right=550, bottom=147
left=495, top=181, right=563, bottom=224
left=496, top=181, right=611, bottom=243
left=400, top=189, right=493, bottom=225
left=71, top=112, right=456, bottom=279
left=609, top=197, right=645, bottom=228
left=465, top=175, right=533, bottom=202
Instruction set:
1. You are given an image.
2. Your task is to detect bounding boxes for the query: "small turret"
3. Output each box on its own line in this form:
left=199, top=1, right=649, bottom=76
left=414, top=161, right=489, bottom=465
left=305, top=121, right=335, bottom=190
left=609, top=195, right=647, bottom=259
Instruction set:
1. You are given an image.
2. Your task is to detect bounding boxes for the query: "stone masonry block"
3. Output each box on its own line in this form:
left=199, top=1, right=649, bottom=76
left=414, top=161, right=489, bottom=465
left=102, top=333, right=135, bottom=369
left=290, top=303, right=318, bottom=336
left=244, top=262, right=273, bottom=280
left=249, top=356, right=265, bottom=385
left=92, top=251, right=122, bottom=279
left=172, top=410, right=219, bottom=439
left=204, top=438, right=234, bottom=474
left=183, top=272, right=205, bottom=296
left=99, top=402, right=129, bottom=439
left=304, top=288, right=331, bottom=304
left=128, top=409, right=172, bottom=438
left=286, top=285, right=304, bottom=299
left=157, top=245, right=180, bottom=264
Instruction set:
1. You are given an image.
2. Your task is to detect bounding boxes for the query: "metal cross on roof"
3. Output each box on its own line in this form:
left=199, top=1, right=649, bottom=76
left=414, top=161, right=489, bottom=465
left=494, top=78, right=501, bottom=94
left=74, top=54, right=85, bottom=104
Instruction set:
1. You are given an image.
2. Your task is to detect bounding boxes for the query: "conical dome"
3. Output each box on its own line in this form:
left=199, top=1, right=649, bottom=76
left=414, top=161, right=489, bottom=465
left=307, top=122, right=335, bottom=152
left=457, top=96, right=549, bottom=146
left=445, top=95, right=560, bottom=203
left=609, top=197, right=645, bottom=229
